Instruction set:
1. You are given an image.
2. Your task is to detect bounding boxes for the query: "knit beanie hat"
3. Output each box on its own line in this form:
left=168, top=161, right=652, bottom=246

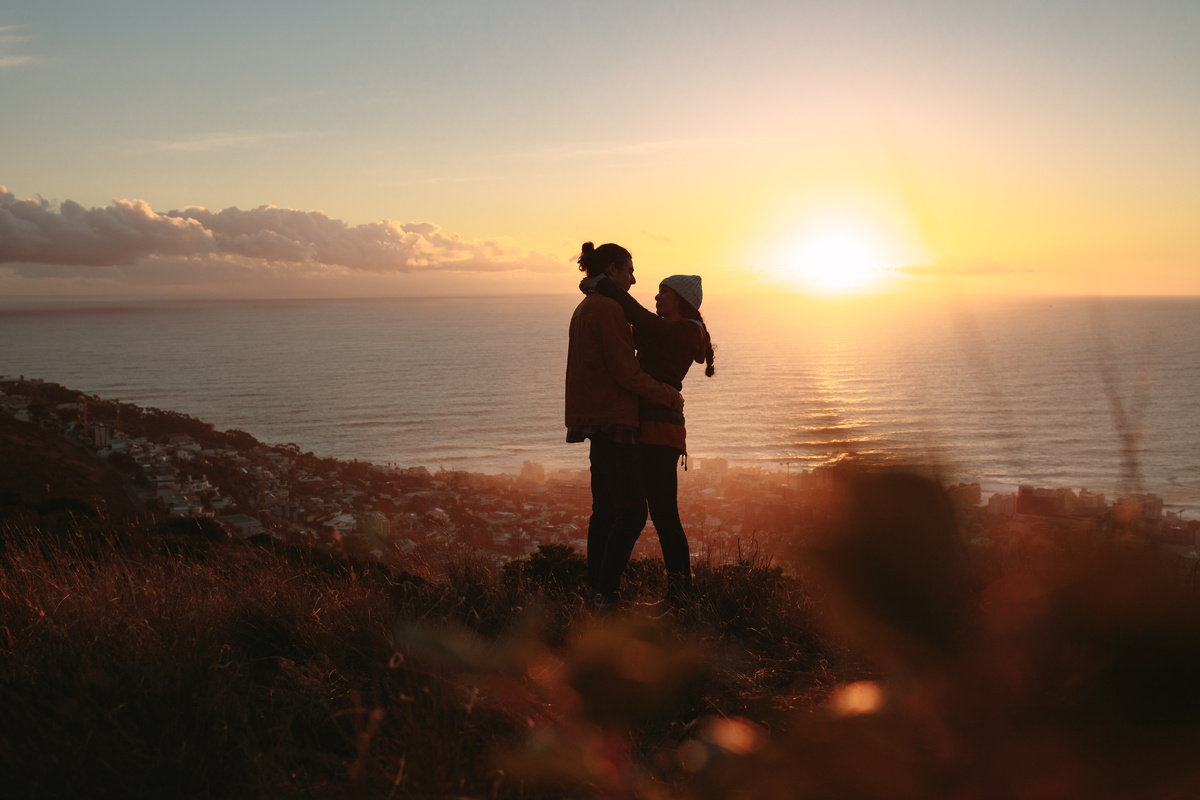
left=661, top=274, right=703, bottom=311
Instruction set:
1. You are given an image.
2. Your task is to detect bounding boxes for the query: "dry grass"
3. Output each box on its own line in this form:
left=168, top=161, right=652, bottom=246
left=9, top=466, right=1200, bottom=800
left=0, top=515, right=837, bottom=799
left=0, top=519, right=522, bottom=798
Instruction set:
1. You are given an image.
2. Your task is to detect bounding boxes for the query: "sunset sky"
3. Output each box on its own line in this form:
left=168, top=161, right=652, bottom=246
left=2, top=0, right=1197, bottom=299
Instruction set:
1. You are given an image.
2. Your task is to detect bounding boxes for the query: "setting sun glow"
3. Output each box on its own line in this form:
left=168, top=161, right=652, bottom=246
left=776, top=224, right=891, bottom=295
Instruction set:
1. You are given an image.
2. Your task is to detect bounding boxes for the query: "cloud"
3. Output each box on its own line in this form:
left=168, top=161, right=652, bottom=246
left=392, top=175, right=496, bottom=186
left=536, top=136, right=783, bottom=161
left=896, top=256, right=1012, bottom=277
left=262, top=87, right=336, bottom=106
left=0, top=186, right=562, bottom=274
left=154, top=132, right=306, bottom=153
left=0, top=24, right=32, bottom=69
left=639, top=229, right=674, bottom=245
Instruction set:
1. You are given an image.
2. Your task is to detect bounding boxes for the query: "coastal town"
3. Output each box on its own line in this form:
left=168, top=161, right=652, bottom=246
left=3, top=377, right=1197, bottom=571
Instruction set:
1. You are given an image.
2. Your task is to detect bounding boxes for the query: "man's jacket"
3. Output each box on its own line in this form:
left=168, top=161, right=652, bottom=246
left=565, top=293, right=681, bottom=428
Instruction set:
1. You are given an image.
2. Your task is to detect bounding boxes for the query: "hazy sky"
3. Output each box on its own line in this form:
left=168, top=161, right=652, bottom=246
left=2, top=0, right=1197, bottom=298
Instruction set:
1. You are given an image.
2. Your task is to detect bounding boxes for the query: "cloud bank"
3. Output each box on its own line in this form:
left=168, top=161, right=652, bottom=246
left=0, top=186, right=560, bottom=274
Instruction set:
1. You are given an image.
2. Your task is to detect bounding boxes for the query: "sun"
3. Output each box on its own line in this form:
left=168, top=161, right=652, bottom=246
left=777, top=223, right=890, bottom=294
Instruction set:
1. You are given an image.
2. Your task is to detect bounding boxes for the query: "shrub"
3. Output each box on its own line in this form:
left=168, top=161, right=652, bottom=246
left=501, top=543, right=588, bottom=597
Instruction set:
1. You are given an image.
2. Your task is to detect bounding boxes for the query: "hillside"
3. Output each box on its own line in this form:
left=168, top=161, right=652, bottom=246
left=0, top=409, right=138, bottom=518
left=4, top=381, right=1200, bottom=798
left=5, top=477, right=1200, bottom=798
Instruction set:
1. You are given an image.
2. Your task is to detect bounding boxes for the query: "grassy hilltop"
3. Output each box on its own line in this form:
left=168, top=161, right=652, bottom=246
left=4, top=382, right=1200, bottom=799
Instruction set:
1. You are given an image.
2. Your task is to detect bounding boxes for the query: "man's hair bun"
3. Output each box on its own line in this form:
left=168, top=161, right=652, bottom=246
left=577, top=242, right=596, bottom=273
left=577, top=241, right=630, bottom=277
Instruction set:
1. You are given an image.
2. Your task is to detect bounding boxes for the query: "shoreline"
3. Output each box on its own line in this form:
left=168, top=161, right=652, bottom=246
left=3, top=376, right=1196, bottom=530
left=3, top=374, right=1196, bottom=523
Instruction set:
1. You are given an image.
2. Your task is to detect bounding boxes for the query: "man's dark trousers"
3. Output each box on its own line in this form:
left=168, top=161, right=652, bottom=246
left=587, top=433, right=647, bottom=595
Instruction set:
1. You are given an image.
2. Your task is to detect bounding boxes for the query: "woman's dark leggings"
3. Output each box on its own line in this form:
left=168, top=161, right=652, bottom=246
left=641, top=443, right=692, bottom=592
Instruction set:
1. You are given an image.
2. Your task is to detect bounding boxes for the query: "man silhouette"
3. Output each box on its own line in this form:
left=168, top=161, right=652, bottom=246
left=566, top=242, right=682, bottom=608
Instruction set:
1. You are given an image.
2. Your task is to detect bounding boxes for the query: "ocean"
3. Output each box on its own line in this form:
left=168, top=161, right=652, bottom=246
left=2, top=294, right=1198, bottom=514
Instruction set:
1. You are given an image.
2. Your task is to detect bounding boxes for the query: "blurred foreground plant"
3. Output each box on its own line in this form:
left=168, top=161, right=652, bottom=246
left=417, top=466, right=1200, bottom=799
left=404, top=609, right=710, bottom=798
left=696, top=466, right=1200, bottom=799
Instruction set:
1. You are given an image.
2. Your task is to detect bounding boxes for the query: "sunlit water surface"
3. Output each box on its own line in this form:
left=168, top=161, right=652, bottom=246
left=3, top=294, right=1197, bottom=513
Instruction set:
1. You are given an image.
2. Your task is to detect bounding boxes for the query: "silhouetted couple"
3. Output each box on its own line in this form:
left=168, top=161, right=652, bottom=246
left=565, top=242, right=716, bottom=610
